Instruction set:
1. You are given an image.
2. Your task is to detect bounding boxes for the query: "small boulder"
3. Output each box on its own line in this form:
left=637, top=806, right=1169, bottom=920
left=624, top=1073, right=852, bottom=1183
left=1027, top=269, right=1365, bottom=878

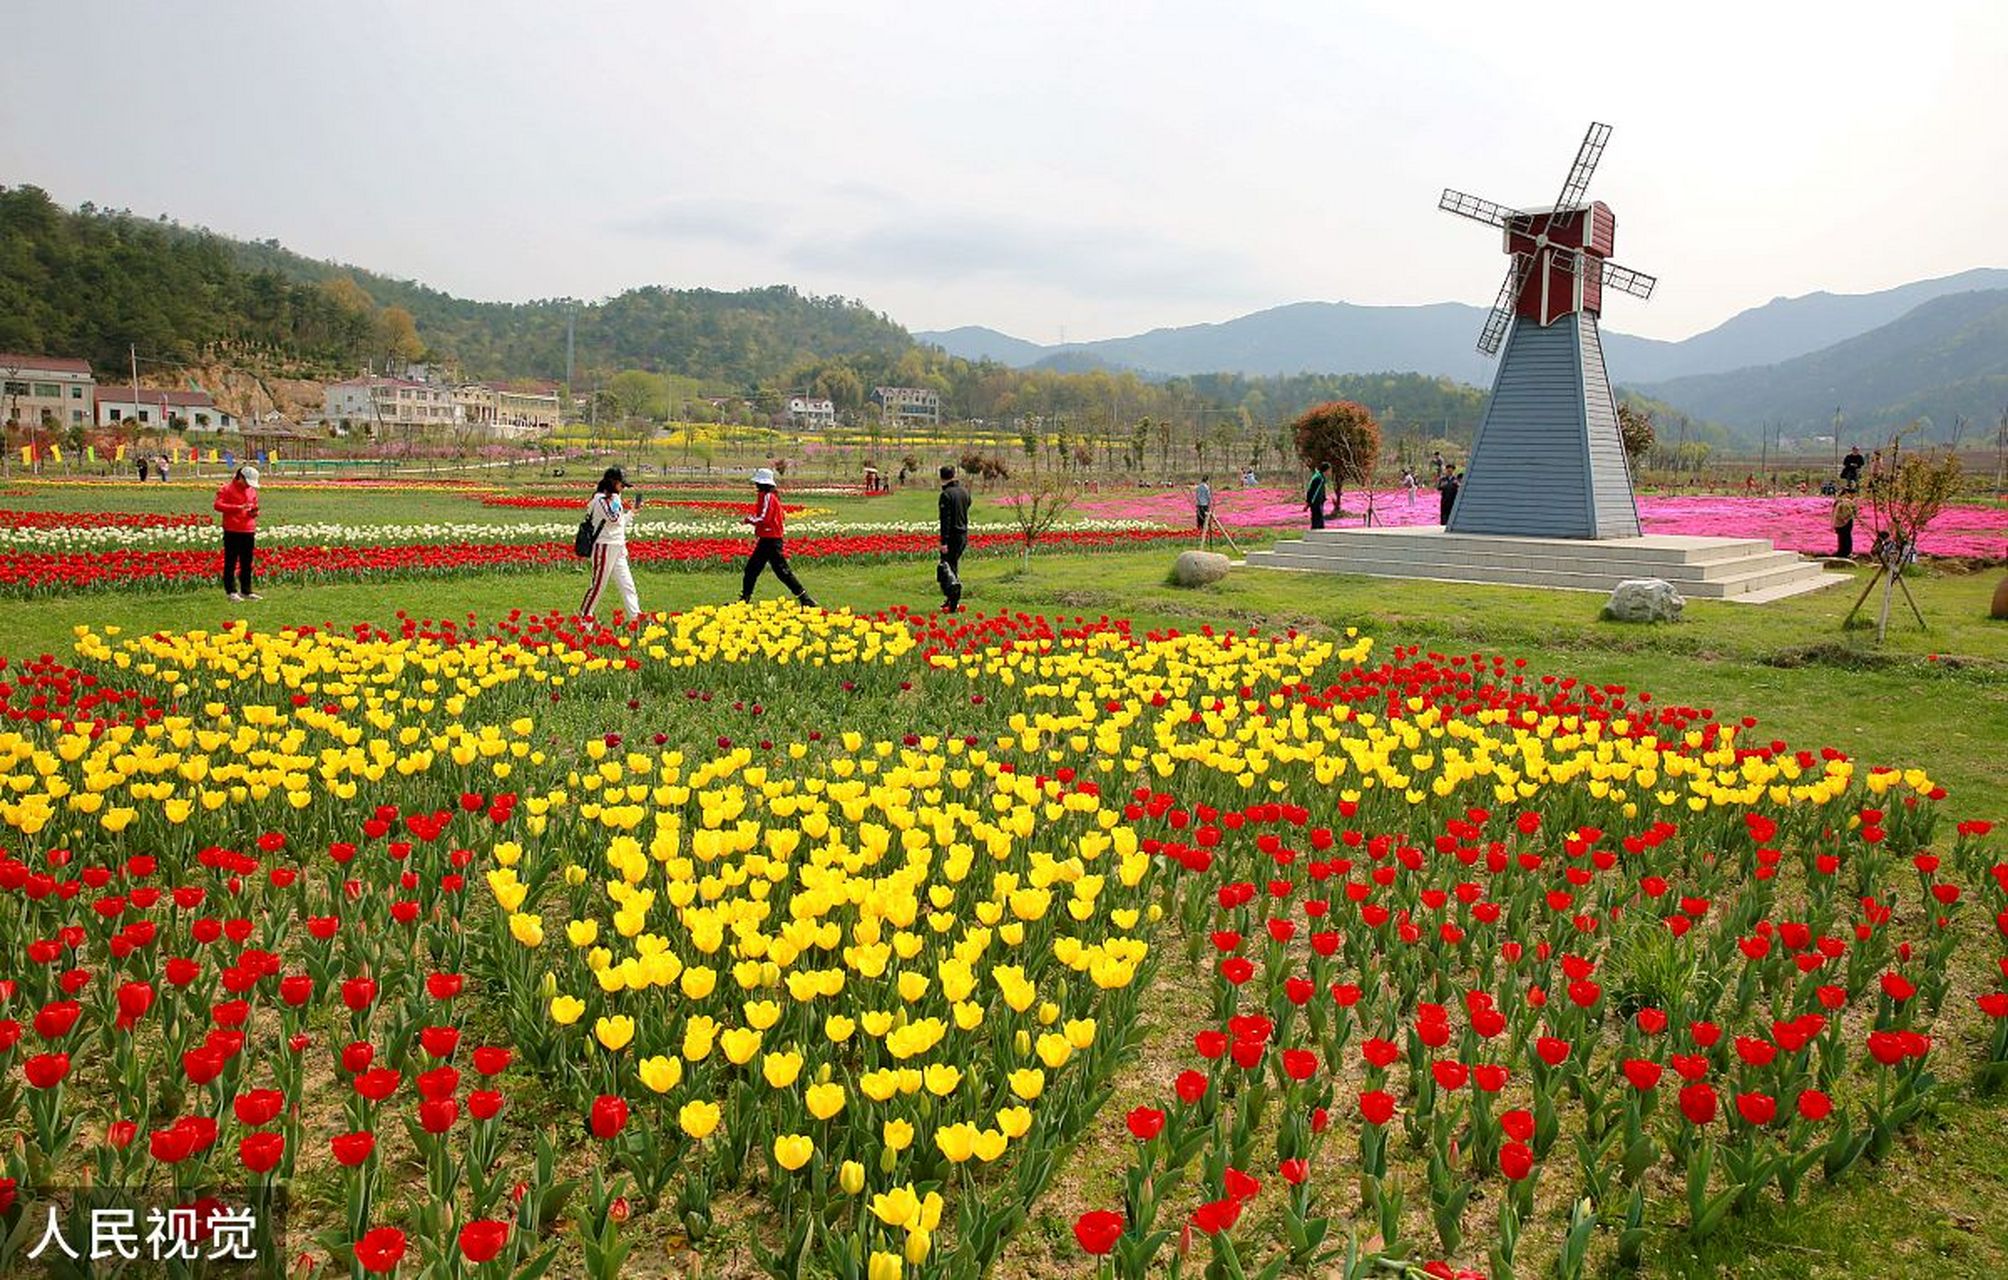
left=1991, top=574, right=2008, bottom=620
left=1172, top=550, right=1232, bottom=588
left=1604, top=578, right=1684, bottom=623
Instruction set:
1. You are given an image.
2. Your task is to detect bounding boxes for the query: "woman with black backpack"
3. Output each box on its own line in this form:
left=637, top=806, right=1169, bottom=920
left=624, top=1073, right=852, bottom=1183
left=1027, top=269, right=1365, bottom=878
left=578, top=467, right=642, bottom=620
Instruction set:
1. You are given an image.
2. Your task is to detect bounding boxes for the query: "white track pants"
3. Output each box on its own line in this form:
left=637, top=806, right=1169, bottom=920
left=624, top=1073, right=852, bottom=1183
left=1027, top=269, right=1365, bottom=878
left=580, top=542, right=639, bottom=618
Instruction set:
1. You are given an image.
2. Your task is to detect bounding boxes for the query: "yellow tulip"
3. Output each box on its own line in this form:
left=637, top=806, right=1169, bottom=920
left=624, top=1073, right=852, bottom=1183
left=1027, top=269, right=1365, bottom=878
left=805, top=1081, right=846, bottom=1120
left=871, top=1185, right=919, bottom=1228
left=868, top=1251, right=902, bottom=1280
left=594, top=1015, right=634, bottom=1052
left=763, top=1050, right=804, bottom=1089
left=678, top=1099, right=721, bottom=1140
left=904, top=1229, right=931, bottom=1265
left=773, top=1133, right=814, bottom=1172
left=721, top=1026, right=762, bottom=1065
left=638, top=1055, right=683, bottom=1093
left=840, top=1160, right=866, bottom=1195
left=548, top=995, right=584, bottom=1026
left=923, top=1063, right=962, bottom=1096
left=1008, top=1068, right=1045, bottom=1100
left=997, top=1105, right=1033, bottom=1139
left=508, top=913, right=544, bottom=947
left=972, top=1128, right=1008, bottom=1161
left=883, top=1118, right=914, bottom=1152
left=933, top=1122, right=976, bottom=1163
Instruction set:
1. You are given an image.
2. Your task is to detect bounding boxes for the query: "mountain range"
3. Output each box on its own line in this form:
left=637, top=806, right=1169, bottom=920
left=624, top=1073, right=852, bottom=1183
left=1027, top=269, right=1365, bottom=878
left=919, top=268, right=2008, bottom=432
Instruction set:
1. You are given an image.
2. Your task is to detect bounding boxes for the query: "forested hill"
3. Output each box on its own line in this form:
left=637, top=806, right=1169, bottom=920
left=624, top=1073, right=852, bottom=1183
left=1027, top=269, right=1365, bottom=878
left=0, top=185, right=912, bottom=385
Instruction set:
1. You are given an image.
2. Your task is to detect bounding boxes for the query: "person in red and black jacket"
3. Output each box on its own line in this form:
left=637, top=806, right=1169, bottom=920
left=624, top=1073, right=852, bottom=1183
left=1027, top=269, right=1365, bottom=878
left=740, top=468, right=818, bottom=607
left=213, top=464, right=262, bottom=601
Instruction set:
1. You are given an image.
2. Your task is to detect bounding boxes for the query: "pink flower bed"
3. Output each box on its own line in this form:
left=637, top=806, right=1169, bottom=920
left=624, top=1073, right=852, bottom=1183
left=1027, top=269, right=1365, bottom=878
left=1064, top=486, right=2008, bottom=558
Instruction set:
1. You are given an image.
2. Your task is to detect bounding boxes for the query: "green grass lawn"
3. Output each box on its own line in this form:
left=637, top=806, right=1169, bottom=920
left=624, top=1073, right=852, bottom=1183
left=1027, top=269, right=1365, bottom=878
left=3, top=484, right=2006, bottom=1277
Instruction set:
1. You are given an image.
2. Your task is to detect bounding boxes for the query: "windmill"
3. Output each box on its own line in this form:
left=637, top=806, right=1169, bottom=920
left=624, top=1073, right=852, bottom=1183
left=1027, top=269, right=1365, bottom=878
left=1437, top=122, right=1656, bottom=538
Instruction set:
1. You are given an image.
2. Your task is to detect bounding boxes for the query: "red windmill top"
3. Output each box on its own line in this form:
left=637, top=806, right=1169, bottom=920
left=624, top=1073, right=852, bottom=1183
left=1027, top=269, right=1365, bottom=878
left=1441, top=123, right=1657, bottom=354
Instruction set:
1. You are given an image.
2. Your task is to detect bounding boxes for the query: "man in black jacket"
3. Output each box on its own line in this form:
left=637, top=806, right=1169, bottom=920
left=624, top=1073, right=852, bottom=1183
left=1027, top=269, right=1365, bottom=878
left=937, top=465, right=972, bottom=611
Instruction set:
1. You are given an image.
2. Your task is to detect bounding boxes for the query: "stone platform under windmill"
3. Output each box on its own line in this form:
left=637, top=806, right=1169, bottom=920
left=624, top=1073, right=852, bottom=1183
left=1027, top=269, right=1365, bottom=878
left=1246, top=528, right=1843, bottom=603
left=1251, top=120, right=1848, bottom=607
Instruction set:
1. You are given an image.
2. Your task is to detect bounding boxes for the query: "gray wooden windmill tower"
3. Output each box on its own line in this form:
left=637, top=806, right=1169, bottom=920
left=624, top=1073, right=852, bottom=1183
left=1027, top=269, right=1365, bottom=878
left=1440, top=122, right=1656, bottom=538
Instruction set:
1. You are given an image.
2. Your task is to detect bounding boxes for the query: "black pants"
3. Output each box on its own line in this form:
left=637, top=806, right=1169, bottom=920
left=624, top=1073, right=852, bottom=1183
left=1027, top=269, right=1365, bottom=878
left=741, top=538, right=809, bottom=601
left=223, top=531, right=255, bottom=595
left=1309, top=502, right=1325, bottom=530
left=1195, top=505, right=1210, bottom=531
left=1836, top=522, right=1853, bottom=557
left=1439, top=494, right=1455, bottom=525
left=939, top=537, right=966, bottom=609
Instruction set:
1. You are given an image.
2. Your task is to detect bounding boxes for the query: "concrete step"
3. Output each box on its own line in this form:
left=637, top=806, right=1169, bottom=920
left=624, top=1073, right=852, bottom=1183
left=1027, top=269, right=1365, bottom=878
left=1298, top=529, right=1776, bottom=565
left=1264, top=540, right=1808, bottom=583
left=1244, top=529, right=1851, bottom=605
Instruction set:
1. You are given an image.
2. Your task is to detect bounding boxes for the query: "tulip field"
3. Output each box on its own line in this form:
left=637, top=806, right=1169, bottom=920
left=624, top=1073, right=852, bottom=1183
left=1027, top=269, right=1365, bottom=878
left=0, top=478, right=2002, bottom=1279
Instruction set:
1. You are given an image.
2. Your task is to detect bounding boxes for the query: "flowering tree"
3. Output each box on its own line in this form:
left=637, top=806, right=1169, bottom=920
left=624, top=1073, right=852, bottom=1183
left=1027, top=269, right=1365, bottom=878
left=1292, top=401, right=1381, bottom=515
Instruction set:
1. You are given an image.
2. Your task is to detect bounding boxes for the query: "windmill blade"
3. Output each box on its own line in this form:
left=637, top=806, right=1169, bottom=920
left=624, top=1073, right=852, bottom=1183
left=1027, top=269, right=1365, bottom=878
left=1549, top=248, right=1657, bottom=302
left=1599, top=259, right=1656, bottom=300
left=1477, top=255, right=1532, bottom=355
left=1551, top=121, right=1612, bottom=212
left=1439, top=188, right=1521, bottom=229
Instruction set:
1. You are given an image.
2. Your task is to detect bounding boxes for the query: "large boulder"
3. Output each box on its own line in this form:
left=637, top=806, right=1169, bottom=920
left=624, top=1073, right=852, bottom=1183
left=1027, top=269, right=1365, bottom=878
left=1171, top=550, right=1232, bottom=588
left=1604, top=578, right=1684, bottom=623
left=1991, top=574, right=2008, bottom=620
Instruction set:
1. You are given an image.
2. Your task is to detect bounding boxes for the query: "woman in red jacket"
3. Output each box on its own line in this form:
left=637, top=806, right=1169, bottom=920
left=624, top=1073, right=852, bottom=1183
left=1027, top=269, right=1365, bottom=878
left=739, top=468, right=817, bottom=606
left=213, top=465, right=261, bottom=601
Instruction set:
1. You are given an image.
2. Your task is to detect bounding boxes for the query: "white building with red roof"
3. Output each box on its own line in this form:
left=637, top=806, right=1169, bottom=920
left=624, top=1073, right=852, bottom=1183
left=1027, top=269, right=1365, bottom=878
left=97, top=387, right=237, bottom=431
left=0, top=353, right=96, bottom=431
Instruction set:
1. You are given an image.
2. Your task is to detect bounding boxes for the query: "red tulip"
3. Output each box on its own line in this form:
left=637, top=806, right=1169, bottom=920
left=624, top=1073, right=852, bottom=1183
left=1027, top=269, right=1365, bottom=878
left=23, top=1051, right=70, bottom=1089
left=416, top=1066, right=461, bottom=1100
left=459, top=1219, right=510, bottom=1264
left=1797, top=1089, right=1834, bottom=1121
left=1072, top=1209, right=1124, bottom=1255
left=1174, top=1070, right=1208, bottom=1105
left=419, top=1097, right=460, bottom=1134
left=330, top=1131, right=375, bottom=1166
left=471, top=1045, right=512, bottom=1075
left=1501, top=1108, right=1534, bottom=1142
left=354, top=1227, right=408, bottom=1275
left=589, top=1094, right=628, bottom=1140
left=1431, top=1060, right=1468, bottom=1090
left=1191, top=1197, right=1242, bottom=1235
left=1678, top=1084, right=1718, bottom=1126
left=1280, top=1049, right=1318, bottom=1081
left=469, top=1089, right=504, bottom=1121
left=33, top=1001, right=80, bottom=1040
left=352, top=1068, right=401, bottom=1102
left=233, top=1089, right=285, bottom=1127
left=1278, top=1157, right=1309, bottom=1185
left=341, top=977, right=378, bottom=1013
left=341, top=1042, right=375, bottom=1074
left=105, top=1119, right=138, bottom=1149
left=1499, top=1141, right=1534, bottom=1180
left=1621, top=1059, right=1662, bottom=1091
left=1125, top=1107, right=1165, bottom=1141
left=1359, top=1090, right=1396, bottom=1125
left=239, top=1132, right=285, bottom=1174
left=1735, top=1091, right=1778, bottom=1127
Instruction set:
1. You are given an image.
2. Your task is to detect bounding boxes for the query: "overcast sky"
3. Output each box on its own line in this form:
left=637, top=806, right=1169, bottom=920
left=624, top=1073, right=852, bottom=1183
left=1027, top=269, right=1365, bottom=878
left=5, top=0, right=2004, bottom=344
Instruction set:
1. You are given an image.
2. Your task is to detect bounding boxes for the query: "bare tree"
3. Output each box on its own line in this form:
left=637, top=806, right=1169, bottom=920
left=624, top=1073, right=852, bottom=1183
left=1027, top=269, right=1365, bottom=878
left=999, top=475, right=1079, bottom=566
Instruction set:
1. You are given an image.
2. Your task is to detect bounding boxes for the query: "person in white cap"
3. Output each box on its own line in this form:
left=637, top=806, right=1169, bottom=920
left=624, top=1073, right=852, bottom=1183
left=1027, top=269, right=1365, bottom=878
left=740, top=467, right=816, bottom=607
left=213, top=464, right=262, bottom=601
left=579, top=466, right=643, bottom=620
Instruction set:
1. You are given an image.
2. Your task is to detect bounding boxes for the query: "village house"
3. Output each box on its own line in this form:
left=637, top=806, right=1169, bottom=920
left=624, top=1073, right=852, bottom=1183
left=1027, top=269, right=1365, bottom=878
left=325, top=376, right=463, bottom=432
left=97, top=388, right=238, bottom=432
left=0, top=353, right=95, bottom=430
left=871, top=385, right=941, bottom=425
